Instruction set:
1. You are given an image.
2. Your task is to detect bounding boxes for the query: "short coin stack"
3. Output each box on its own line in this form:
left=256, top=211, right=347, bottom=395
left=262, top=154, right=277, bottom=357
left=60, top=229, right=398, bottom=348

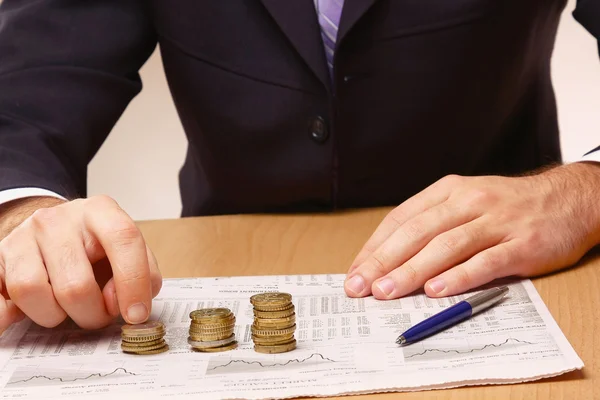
left=121, top=320, right=169, bottom=355
left=188, top=308, right=238, bottom=352
left=250, top=292, right=297, bottom=353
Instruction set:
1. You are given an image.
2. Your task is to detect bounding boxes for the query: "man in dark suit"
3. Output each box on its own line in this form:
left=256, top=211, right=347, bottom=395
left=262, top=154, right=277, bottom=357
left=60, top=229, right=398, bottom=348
left=0, top=0, right=599, bottom=331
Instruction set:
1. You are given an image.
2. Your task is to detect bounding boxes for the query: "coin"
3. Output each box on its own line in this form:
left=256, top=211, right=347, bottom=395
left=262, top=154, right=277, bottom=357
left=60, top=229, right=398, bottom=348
left=252, top=334, right=295, bottom=346
left=188, top=334, right=236, bottom=349
left=192, top=341, right=238, bottom=353
left=249, top=293, right=296, bottom=353
left=251, top=324, right=296, bottom=336
left=250, top=293, right=292, bottom=307
left=121, top=320, right=169, bottom=355
left=253, top=306, right=295, bottom=319
left=190, top=308, right=232, bottom=321
left=188, top=308, right=237, bottom=352
left=121, top=321, right=165, bottom=337
left=125, top=344, right=170, bottom=355
left=121, top=340, right=167, bottom=353
left=254, top=339, right=297, bottom=354
left=254, top=314, right=296, bottom=327
left=121, top=338, right=165, bottom=347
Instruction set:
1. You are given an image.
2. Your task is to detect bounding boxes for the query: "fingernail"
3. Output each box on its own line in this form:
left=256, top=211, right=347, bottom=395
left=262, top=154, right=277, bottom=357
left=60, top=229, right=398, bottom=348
left=127, top=303, right=148, bottom=324
left=345, top=275, right=366, bottom=295
left=427, top=279, right=446, bottom=294
left=375, top=278, right=395, bottom=296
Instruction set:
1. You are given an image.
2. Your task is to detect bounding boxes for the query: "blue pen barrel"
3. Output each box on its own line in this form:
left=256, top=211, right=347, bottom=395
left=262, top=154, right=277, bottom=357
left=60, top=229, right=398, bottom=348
left=403, top=301, right=472, bottom=343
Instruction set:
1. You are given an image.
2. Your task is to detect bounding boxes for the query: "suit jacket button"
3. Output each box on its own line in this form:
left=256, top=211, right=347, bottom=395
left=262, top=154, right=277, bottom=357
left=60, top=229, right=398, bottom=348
left=309, top=116, right=329, bottom=143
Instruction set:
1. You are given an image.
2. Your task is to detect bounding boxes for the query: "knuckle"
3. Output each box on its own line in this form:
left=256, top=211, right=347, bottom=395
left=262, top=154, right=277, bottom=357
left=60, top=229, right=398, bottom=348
left=476, top=250, right=502, bottom=272
left=107, top=221, right=142, bottom=248
left=440, top=174, right=463, bottom=187
left=465, top=188, right=497, bottom=206
left=403, top=263, right=419, bottom=285
left=455, top=266, right=473, bottom=288
left=402, top=221, right=424, bottom=241
left=119, top=267, right=151, bottom=287
left=369, top=253, right=389, bottom=274
left=434, top=233, right=461, bottom=256
left=387, top=208, right=406, bottom=228
left=8, top=276, right=46, bottom=302
left=30, top=207, right=61, bottom=230
left=54, top=279, right=96, bottom=303
left=87, top=194, right=118, bottom=209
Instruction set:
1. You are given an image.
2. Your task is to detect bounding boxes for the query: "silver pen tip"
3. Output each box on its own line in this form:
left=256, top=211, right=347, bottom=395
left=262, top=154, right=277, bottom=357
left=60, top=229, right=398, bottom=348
left=396, top=336, right=406, bottom=345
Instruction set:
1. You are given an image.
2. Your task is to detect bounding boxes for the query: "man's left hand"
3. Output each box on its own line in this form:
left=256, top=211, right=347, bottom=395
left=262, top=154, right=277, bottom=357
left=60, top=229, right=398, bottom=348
left=344, top=162, right=600, bottom=299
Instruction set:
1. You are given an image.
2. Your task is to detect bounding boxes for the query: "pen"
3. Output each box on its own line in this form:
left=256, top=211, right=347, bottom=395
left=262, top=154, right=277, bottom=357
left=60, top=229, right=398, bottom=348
left=396, top=286, right=509, bottom=345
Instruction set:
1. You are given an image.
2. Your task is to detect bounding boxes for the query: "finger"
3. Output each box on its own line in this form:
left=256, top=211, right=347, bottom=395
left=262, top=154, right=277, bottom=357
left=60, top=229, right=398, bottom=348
left=102, top=277, right=120, bottom=318
left=349, top=176, right=459, bottom=272
left=345, top=201, right=480, bottom=297
left=32, top=209, right=113, bottom=330
left=102, top=246, right=160, bottom=319
left=1, top=228, right=67, bottom=328
left=83, top=197, right=152, bottom=324
left=371, top=217, right=503, bottom=299
left=348, top=175, right=463, bottom=274
left=146, top=246, right=162, bottom=298
left=424, top=241, right=518, bottom=297
left=0, top=295, right=24, bottom=332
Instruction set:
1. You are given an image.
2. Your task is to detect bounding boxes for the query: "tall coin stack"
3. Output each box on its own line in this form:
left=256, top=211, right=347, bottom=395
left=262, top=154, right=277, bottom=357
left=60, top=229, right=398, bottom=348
left=121, top=321, right=169, bottom=355
left=250, top=292, right=297, bottom=354
left=188, top=308, right=238, bottom=352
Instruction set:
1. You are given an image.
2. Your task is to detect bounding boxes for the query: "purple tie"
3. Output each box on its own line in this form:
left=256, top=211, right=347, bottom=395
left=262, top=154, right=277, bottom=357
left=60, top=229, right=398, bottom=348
left=315, top=0, right=344, bottom=77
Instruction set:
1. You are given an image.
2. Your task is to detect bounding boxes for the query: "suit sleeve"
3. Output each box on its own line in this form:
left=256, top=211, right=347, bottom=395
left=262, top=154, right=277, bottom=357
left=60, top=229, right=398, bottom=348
left=0, top=0, right=157, bottom=199
left=573, top=1, right=600, bottom=161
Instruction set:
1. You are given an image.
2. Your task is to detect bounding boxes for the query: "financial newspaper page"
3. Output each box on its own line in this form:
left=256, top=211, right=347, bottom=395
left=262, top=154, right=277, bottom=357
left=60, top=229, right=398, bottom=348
left=0, top=274, right=583, bottom=399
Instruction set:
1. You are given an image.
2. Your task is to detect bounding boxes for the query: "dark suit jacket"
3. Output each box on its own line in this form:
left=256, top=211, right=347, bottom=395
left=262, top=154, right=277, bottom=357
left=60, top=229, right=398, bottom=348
left=0, top=0, right=598, bottom=216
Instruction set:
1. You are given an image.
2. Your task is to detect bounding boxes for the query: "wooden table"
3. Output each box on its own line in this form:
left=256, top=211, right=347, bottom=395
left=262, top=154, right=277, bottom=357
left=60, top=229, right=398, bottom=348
left=137, top=207, right=599, bottom=400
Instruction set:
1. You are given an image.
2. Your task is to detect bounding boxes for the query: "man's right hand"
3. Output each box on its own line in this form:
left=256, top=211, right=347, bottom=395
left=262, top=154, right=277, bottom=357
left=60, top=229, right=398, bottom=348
left=0, top=195, right=162, bottom=332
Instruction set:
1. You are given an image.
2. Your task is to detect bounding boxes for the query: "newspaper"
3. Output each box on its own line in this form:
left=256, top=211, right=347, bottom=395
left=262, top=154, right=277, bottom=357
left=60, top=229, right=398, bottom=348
left=0, top=274, right=583, bottom=399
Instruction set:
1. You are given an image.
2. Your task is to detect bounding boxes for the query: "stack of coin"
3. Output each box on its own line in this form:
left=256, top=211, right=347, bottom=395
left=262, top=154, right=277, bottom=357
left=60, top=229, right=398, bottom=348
left=121, top=320, right=169, bottom=355
left=188, top=308, right=238, bottom=352
left=250, top=292, right=297, bottom=353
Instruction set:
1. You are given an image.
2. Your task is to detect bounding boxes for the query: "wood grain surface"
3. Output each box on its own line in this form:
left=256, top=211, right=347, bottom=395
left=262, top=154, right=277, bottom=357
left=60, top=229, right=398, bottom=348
left=137, top=207, right=599, bottom=399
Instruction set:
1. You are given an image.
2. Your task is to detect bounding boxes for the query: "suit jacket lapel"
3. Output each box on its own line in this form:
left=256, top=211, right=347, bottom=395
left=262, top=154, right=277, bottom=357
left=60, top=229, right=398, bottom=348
left=260, top=0, right=331, bottom=91
left=337, top=0, right=378, bottom=44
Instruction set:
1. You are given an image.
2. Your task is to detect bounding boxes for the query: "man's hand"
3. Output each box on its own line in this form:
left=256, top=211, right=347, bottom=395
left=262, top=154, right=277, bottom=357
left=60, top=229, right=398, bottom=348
left=344, top=163, right=600, bottom=299
left=0, top=195, right=162, bottom=332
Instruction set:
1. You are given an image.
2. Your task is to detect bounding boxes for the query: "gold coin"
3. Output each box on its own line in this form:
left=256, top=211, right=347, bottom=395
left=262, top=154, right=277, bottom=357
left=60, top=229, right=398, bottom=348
left=190, top=308, right=232, bottom=321
left=188, top=334, right=236, bottom=348
left=120, top=333, right=164, bottom=342
left=250, top=293, right=292, bottom=307
left=254, top=313, right=295, bottom=326
left=192, top=341, right=238, bottom=353
left=188, top=332, right=233, bottom=342
left=251, top=324, right=296, bottom=336
left=121, top=321, right=165, bottom=337
left=254, top=339, right=297, bottom=354
left=253, top=306, right=295, bottom=319
left=254, top=322, right=295, bottom=331
left=121, top=338, right=165, bottom=347
left=121, top=340, right=167, bottom=352
left=252, top=334, right=295, bottom=345
left=189, top=322, right=235, bottom=332
left=252, top=303, right=294, bottom=312
left=125, top=344, right=169, bottom=355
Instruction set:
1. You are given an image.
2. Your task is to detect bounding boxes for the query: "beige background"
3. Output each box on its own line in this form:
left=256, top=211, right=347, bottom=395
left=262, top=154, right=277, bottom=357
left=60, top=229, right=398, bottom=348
left=87, top=0, right=600, bottom=221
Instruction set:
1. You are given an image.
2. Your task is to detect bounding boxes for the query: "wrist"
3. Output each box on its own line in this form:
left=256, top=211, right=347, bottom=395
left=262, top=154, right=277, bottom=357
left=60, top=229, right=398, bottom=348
left=545, top=162, right=600, bottom=249
left=0, top=196, right=67, bottom=241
